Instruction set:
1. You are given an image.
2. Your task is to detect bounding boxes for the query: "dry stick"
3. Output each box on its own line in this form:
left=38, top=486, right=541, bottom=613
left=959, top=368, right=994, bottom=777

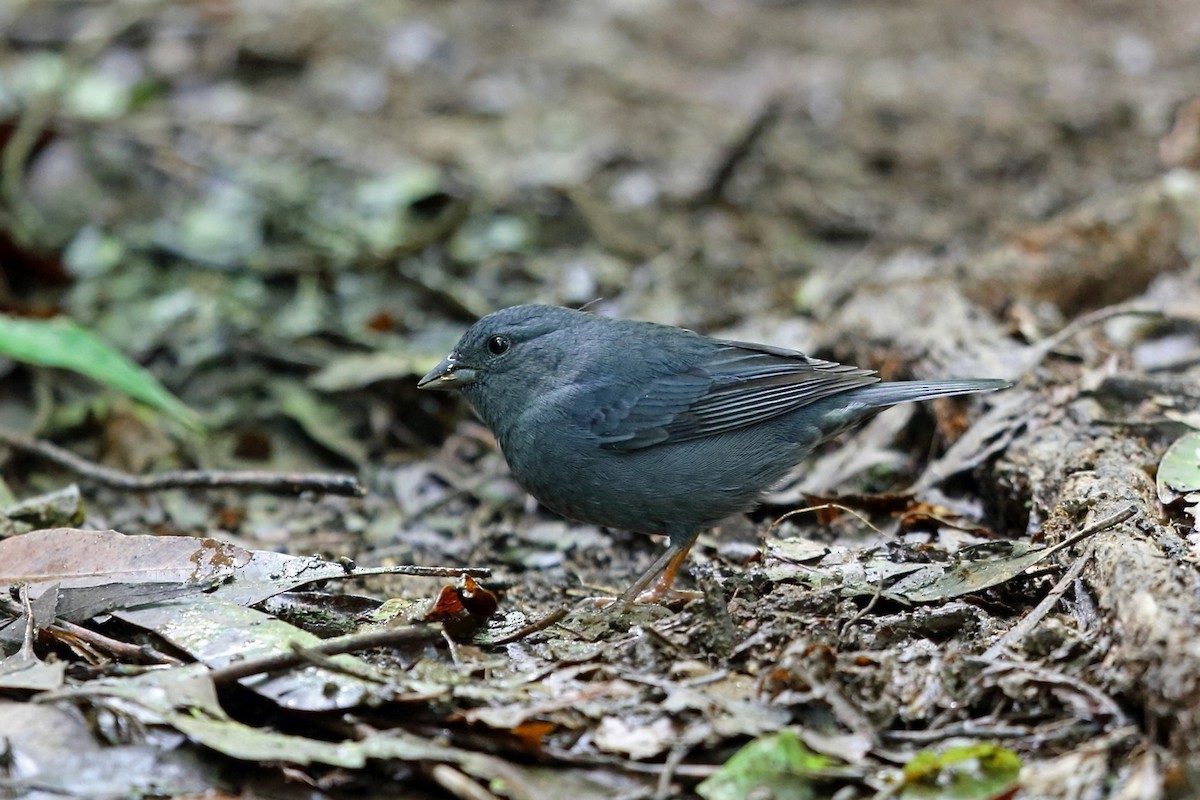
left=1021, top=305, right=1164, bottom=376
left=484, top=605, right=569, bottom=646
left=301, top=565, right=492, bottom=584
left=971, top=656, right=1128, bottom=724
left=54, top=617, right=185, bottom=665
left=767, top=502, right=883, bottom=537
left=1029, top=504, right=1138, bottom=561
left=971, top=504, right=1136, bottom=681
left=656, top=742, right=693, bottom=800
left=0, top=427, right=366, bottom=497
left=694, top=98, right=783, bottom=206
left=641, top=624, right=688, bottom=656
left=208, top=624, right=441, bottom=684
left=983, top=548, right=1092, bottom=660
left=0, top=593, right=183, bottom=665
left=285, top=642, right=390, bottom=685
left=17, top=585, right=36, bottom=659
left=838, top=572, right=887, bottom=639
left=428, top=764, right=502, bottom=800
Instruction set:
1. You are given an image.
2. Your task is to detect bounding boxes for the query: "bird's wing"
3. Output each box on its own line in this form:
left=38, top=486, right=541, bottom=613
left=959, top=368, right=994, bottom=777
left=590, top=340, right=880, bottom=450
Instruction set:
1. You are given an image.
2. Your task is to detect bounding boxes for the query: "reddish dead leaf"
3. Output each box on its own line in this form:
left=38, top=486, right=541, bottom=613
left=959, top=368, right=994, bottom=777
left=216, top=506, right=247, bottom=530
left=931, top=395, right=978, bottom=441
left=423, top=577, right=498, bottom=624
left=232, top=430, right=272, bottom=459
left=511, top=720, right=555, bottom=750
left=366, top=311, right=397, bottom=332
left=427, top=585, right=466, bottom=619
left=1160, top=96, right=1200, bottom=169
left=458, top=576, right=498, bottom=619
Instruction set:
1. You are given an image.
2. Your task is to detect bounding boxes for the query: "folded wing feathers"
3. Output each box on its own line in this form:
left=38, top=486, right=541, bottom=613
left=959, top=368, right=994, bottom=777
left=598, top=345, right=883, bottom=448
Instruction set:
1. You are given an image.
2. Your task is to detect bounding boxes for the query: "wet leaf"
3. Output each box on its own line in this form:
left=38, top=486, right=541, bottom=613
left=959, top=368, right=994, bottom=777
left=900, top=743, right=1021, bottom=799
left=54, top=663, right=541, bottom=792
left=171, top=184, right=264, bottom=268
left=0, top=528, right=249, bottom=589
left=308, top=338, right=458, bottom=391
left=0, top=314, right=203, bottom=431
left=0, top=701, right=216, bottom=797
left=0, top=484, right=85, bottom=529
left=891, top=541, right=1055, bottom=603
left=0, top=650, right=67, bottom=690
left=697, top=731, right=831, bottom=800
left=114, top=598, right=393, bottom=712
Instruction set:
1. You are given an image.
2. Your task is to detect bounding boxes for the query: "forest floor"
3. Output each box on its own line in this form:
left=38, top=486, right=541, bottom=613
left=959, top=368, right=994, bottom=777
left=1, top=1, right=1199, bottom=798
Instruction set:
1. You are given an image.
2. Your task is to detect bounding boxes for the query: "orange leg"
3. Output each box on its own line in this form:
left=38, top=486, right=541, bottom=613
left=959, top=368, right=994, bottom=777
left=606, top=530, right=702, bottom=611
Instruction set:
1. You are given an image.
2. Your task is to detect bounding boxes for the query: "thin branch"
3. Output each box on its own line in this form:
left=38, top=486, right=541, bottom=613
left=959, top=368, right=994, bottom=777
left=0, top=427, right=366, bottom=497
left=208, top=624, right=440, bottom=684
left=428, top=764, right=502, bottom=800
left=1022, top=305, right=1164, bottom=376
left=693, top=99, right=783, bottom=206
left=983, top=547, right=1092, bottom=659
left=335, top=565, right=491, bottom=580
left=480, top=605, right=569, bottom=646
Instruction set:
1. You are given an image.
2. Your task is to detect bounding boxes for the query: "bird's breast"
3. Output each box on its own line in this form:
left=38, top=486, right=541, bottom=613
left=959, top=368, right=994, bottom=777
left=495, top=409, right=805, bottom=536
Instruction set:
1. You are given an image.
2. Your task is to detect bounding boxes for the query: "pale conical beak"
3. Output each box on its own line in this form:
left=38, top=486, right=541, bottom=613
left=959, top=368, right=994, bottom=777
left=417, top=354, right=477, bottom=390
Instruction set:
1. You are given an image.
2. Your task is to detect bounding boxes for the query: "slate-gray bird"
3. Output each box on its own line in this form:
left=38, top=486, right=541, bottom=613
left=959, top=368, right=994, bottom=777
left=419, top=305, right=1009, bottom=606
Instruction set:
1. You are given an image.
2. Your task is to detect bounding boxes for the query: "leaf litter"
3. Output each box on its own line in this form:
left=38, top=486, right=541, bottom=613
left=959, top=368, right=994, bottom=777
left=2, top=1, right=1200, bottom=798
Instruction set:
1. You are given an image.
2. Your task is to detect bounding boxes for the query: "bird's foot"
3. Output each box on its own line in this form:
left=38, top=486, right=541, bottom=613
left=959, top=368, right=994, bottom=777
left=633, top=578, right=704, bottom=606
left=582, top=583, right=703, bottom=616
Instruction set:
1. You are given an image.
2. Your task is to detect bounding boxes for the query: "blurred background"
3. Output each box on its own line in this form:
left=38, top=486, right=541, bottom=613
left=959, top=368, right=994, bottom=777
left=3, top=3, right=1200, bottom=796
left=0, top=0, right=1196, bottom=545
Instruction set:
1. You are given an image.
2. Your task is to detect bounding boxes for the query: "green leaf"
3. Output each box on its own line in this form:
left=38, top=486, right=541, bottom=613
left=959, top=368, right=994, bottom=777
left=1157, top=431, right=1200, bottom=504
left=0, top=313, right=203, bottom=431
left=697, top=731, right=831, bottom=800
left=900, top=743, right=1021, bottom=799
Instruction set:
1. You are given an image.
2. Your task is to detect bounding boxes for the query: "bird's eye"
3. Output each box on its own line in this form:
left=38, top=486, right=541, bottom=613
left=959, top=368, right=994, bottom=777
left=486, top=335, right=511, bottom=355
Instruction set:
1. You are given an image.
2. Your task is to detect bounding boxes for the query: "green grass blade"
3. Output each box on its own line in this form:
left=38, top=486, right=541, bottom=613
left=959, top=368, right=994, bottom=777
left=0, top=313, right=203, bottom=432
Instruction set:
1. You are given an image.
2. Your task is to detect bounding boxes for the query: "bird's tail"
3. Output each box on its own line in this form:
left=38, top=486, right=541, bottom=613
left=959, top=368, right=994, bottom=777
left=850, top=378, right=1012, bottom=409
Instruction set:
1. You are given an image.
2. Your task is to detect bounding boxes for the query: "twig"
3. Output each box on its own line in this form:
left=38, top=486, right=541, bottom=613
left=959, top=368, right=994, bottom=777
left=693, top=99, right=783, bottom=206
left=428, top=764, right=502, bottom=800
left=1044, top=504, right=1137, bottom=555
left=208, top=624, right=440, bottom=684
left=0, top=428, right=366, bottom=497
left=335, top=565, right=491, bottom=580
left=539, top=747, right=718, bottom=778
left=656, top=741, right=693, bottom=800
left=442, top=628, right=462, bottom=667
left=969, top=656, right=1128, bottom=725
left=839, top=573, right=886, bottom=638
left=286, top=641, right=389, bottom=684
left=54, top=617, right=184, bottom=665
left=0, top=593, right=183, bottom=665
left=18, top=585, right=36, bottom=659
left=1022, top=305, right=1164, bottom=376
left=767, top=502, right=882, bottom=537
left=483, top=605, right=569, bottom=646
left=641, top=623, right=688, bottom=656
left=983, top=548, right=1092, bottom=659
left=881, top=722, right=1035, bottom=743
